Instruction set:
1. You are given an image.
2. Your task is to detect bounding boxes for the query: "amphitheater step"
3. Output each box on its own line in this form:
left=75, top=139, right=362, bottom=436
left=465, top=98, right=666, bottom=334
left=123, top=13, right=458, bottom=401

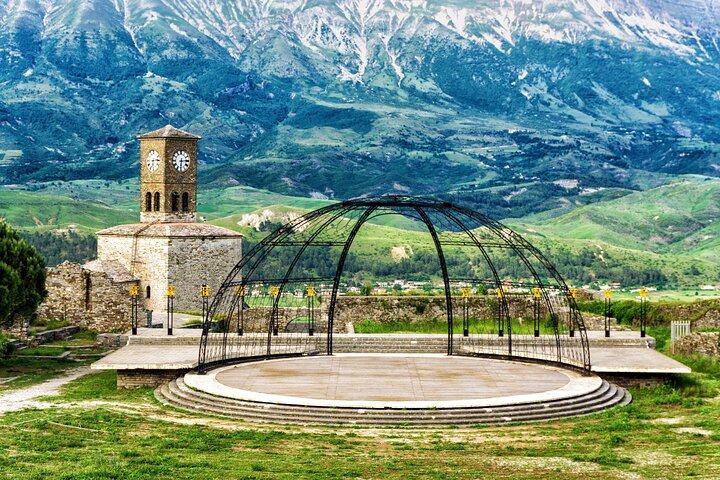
left=155, top=376, right=631, bottom=427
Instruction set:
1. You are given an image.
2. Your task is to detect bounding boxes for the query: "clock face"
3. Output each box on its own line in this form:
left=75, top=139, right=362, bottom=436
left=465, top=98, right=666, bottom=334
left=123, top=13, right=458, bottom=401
left=172, top=150, right=191, bottom=173
left=146, top=150, right=160, bottom=172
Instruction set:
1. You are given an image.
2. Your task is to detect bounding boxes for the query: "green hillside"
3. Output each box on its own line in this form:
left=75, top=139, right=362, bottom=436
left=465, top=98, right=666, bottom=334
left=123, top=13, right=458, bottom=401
left=1, top=181, right=718, bottom=287
left=0, top=190, right=136, bottom=231
left=518, top=177, right=720, bottom=258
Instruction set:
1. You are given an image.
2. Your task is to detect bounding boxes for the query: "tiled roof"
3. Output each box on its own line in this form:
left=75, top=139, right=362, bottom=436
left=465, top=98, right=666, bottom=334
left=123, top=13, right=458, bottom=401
left=137, top=125, right=201, bottom=140
left=96, top=223, right=243, bottom=238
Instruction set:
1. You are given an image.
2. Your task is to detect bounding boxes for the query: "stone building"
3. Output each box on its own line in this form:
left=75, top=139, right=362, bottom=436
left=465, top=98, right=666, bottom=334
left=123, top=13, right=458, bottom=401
left=37, top=125, right=243, bottom=331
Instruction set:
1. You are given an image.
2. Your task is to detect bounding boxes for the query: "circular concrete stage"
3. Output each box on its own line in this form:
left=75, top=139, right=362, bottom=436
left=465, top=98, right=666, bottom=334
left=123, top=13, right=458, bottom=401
left=157, top=354, right=631, bottom=426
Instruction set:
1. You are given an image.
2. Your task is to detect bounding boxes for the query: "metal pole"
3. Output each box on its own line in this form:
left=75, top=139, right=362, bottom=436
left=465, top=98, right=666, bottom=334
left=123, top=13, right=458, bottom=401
left=414, top=207, right=454, bottom=356
left=604, top=293, right=611, bottom=338
left=568, top=288, right=576, bottom=338
left=640, top=288, right=647, bottom=338
left=308, top=286, right=315, bottom=337
left=461, top=288, right=470, bottom=337
left=238, top=290, right=244, bottom=336
left=130, top=286, right=139, bottom=335
left=132, top=296, right=137, bottom=336
left=167, top=286, right=175, bottom=336
left=497, top=290, right=504, bottom=337
left=271, top=286, right=279, bottom=336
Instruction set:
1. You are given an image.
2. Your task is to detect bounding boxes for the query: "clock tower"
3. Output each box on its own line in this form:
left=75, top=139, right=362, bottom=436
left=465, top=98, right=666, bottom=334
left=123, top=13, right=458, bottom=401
left=138, top=125, right=200, bottom=223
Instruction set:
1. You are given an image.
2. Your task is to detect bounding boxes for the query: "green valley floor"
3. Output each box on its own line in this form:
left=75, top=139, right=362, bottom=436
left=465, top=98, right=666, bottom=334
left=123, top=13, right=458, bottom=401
left=0, top=353, right=719, bottom=479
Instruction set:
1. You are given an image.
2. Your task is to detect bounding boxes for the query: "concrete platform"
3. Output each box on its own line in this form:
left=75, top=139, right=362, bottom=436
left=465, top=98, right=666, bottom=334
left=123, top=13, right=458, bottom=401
left=157, top=355, right=632, bottom=425
left=186, top=354, right=600, bottom=409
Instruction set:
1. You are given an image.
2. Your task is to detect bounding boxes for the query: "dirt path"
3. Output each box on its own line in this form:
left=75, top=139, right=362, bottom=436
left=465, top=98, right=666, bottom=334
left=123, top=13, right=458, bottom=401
left=0, top=367, right=91, bottom=413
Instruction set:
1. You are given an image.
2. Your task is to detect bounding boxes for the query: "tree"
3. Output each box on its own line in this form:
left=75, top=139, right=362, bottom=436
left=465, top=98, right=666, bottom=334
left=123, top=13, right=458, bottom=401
left=0, top=221, right=47, bottom=327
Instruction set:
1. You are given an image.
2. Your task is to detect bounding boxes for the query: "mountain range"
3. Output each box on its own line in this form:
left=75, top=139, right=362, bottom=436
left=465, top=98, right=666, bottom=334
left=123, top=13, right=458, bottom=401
left=1, top=0, right=719, bottom=218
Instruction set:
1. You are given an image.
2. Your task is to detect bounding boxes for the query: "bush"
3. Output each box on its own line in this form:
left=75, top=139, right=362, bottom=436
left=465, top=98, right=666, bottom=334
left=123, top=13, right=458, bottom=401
left=0, top=333, right=11, bottom=357
left=0, top=221, right=47, bottom=327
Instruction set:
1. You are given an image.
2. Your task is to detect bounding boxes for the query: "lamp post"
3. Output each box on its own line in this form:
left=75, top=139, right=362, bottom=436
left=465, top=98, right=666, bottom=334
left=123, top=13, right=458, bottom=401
left=129, top=285, right=140, bottom=335
left=497, top=287, right=505, bottom=337
left=201, top=284, right=210, bottom=323
left=603, top=289, right=612, bottom=338
left=235, top=287, right=245, bottom=336
left=461, top=288, right=470, bottom=337
left=166, top=286, right=175, bottom=335
left=639, top=288, right=648, bottom=338
left=568, top=288, right=577, bottom=338
left=532, top=287, right=542, bottom=337
left=270, top=286, right=280, bottom=336
left=307, top=286, right=316, bottom=336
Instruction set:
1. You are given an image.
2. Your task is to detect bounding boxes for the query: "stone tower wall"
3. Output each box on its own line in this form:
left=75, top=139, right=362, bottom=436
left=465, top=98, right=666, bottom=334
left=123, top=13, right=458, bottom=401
left=139, top=137, right=197, bottom=223
left=166, top=236, right=242, bottom=313
left=97, top=233, right=242, bottom=314
left=98, top=234, right=169, bottom=313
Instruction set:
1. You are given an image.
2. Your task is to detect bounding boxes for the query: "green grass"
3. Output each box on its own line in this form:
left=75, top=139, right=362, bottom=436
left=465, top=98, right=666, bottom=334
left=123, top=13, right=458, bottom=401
left=14, top=347, right=66, bottom=357
left=29, top=318, right=71, bottom=332
left=0, top=358, right=718, bottom=479
left=518, top=178, right=720, bottom=258
left=0, top=357, right=89, bottom=391
left=353, top=318, right=557, bottom=335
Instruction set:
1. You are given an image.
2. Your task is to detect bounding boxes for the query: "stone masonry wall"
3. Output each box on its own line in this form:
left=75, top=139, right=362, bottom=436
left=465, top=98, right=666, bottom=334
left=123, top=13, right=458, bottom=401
left=167, top=236, right=242, bottom=313
left=98, top=234, right=241, bottom=314
left=36, top=261, right=143, bottom=333
left=673, top=332, right=720, bottom=356
left=117, top=369, right=189, bottom=388
left=97, top=235, right=168, bottom=313
left=332, top=295, right=551, bottom=331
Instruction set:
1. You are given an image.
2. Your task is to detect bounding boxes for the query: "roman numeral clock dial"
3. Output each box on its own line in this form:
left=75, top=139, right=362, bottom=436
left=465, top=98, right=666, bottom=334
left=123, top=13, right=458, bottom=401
left=146, top=150, right=160, bottom=172
left=172, top=150, right=190, bottom=172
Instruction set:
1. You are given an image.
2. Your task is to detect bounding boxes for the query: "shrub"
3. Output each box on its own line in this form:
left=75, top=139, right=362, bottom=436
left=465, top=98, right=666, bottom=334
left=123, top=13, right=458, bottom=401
left=0, top=221, right=47, bottom=328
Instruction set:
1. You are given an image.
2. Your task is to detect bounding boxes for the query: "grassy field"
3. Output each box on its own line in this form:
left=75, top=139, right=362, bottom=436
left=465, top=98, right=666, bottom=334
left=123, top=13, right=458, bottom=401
left=0, top=351, right=717, bottom=479
left=0, top=357, right=90, bottom=392
left=353, top=319, right=558, bottom=335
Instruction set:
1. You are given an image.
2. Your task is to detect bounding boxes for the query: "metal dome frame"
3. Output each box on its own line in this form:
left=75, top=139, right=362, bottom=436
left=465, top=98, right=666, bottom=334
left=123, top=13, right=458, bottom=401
left=198, top=196, right=591, bottom=373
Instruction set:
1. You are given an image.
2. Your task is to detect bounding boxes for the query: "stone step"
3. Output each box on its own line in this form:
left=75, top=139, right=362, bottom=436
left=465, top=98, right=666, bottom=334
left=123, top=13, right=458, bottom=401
left=169, top=377, right=621, bottom=420
left=131, top=334, right=651, bottom=350
left=155, top=375, right=631, bottom=426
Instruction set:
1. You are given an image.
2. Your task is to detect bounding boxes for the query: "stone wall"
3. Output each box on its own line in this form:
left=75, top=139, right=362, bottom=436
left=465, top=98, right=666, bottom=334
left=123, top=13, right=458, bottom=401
left=98, top=232, right=242, bottom=314
left=650, top=299, right=720, bottom=329
left=36, top=261, right=142, bottom=333
left=117, top=368, right=189, bottom=388
left=673, top=332, right=720, bottom=356
left=225, top=305, right=332, bottom=333
left=1, top=321, right=29, bottom=341
left=331, top=295, right=551, bottom=331
left=97, top=234, right=167, bottom=313
left=166, top=236, right=242, bottom=313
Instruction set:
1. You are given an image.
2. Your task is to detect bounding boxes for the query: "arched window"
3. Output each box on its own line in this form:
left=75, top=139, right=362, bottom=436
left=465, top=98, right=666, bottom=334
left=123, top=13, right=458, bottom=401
left=182, top=192, right=189, bottom=212
left=146, top=285, right=151, bottom=299
left=145, top=192, right=152, bottom=212
left=171, top=192, right=179, bottom=212
left=154, top=192, right=160, bottom=211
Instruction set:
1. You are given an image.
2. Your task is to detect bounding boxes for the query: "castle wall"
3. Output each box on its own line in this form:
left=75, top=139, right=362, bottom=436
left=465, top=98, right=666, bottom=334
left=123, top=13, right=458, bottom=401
left=36, top=262, right=142, bottom=333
